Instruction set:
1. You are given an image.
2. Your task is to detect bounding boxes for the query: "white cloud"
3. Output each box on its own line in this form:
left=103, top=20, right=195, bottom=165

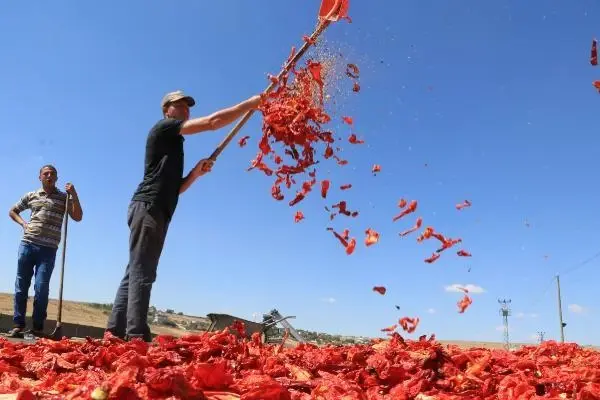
left=568, top=304, right=586, bottom=314
left=427, top=308, right=436, bottom=314
left=444, top=284, right=485, bottom=294
left=321, top=297, right=336, bottom=304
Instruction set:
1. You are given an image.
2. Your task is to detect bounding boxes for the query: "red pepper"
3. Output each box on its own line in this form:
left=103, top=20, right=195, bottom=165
left=393, top=200, right=417, bottom=222
left=457, top=250, right=472, bottom=257
left=592, top=38, right=598, bottom=66
left=340, top=184, right=352, bottom=190
left=342, top=116, right=354, bottom=125
left=399, top=317, right=419, bottom=333
left=372, top=286, right=386, bottom=295
left=320, top=180, right=330, bottom=198
left=456, top=200, right=472, bottom=210
left=364, top=228, right=379, bottom=246
left=348, top=134, right=365, bottom=144
left=238, top=135, right=250, bottom=147
left=294, top=211, right=304, bottom=223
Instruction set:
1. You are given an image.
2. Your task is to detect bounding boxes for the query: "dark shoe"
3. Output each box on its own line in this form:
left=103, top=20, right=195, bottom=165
left=7, top=327, right=24, bottom=338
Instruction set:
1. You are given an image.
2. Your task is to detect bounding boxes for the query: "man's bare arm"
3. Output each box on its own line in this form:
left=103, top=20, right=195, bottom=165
left=179, top=159, right=214, bottom=194
left=9, top=207, right=27, bottom=229
left=68, top=193, right=83, bottom=222
left=179, top=95, right=261, bottom=136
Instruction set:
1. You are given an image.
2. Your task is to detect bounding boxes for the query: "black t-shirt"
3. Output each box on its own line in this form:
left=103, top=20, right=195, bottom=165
left=132, top=118, right=185, bottom=220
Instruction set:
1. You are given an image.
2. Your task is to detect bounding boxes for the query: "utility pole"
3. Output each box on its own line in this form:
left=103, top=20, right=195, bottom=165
left=537, top=331, right=545, bottom=344
left=498, top=299, right=511, bottom=350
left=556, top=274, right=566, bottom=343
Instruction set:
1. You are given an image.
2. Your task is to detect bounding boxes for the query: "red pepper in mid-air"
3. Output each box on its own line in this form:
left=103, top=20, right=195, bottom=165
left=294, top=211, right=304, bottom=223
left=372, top=164, right=381, bottom=175
left=342, top=116, right=354, bottom=125
left=340, top=184, right=352, bottom=190
left=372, top=286, right=386, bottom=295
left=592, top=38, right=598, bottom=66
left=424, top=253, right=441, bottom=263
left=348, top=134, right=365, bottom=144
left=238, top=135, right=250, bottom=147
left=321, top=180, right=330, bottom=198
left=456, top=200, right=472, bottom=210
left=458, top=294, right=473, bottom=313
left=457, top=250, right=472, bottom=257
left=365, top=228, right=380, bottom=246
left=399, top=217, right=423, bottom=237
left=393, top=199, right=417, bottom=222
left=399, top=317, right=419, bottom=333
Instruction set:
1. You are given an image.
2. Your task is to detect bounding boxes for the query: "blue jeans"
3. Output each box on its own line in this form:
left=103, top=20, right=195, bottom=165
left=13, top=241, right=57, bottom=330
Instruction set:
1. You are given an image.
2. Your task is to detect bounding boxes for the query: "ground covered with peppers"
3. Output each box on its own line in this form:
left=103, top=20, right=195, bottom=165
left=2, top=329, right=600, bottom=399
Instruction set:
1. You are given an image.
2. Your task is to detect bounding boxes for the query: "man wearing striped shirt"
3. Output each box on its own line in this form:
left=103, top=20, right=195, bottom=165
left=7, top=165, right=83, bottom=337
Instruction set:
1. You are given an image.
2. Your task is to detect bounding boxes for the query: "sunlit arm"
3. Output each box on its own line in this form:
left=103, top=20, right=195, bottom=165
left=179, top=95, right=261, bottom=135
left=8, top=207, right=27, bottom=228
left=68, top=193, right=83, bottom=222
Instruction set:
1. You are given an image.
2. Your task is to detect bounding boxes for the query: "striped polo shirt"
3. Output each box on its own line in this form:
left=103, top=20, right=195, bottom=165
left=14, top=187, right=67, bottom=249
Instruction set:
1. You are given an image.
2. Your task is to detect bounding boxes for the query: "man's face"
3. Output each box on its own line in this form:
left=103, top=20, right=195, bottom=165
left=164, top=99, right=190, bottom=121
left=39, top=167, right=57, bottom=187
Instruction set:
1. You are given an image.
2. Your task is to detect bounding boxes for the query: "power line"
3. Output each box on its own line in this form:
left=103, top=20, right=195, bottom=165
left=560, top=250, right=600, bottom=276
left=498, top=299, right=511, bottom=350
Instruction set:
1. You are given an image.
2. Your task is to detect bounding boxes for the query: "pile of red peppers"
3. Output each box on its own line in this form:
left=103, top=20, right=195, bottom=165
left=3, top=328, right=600, bottom=399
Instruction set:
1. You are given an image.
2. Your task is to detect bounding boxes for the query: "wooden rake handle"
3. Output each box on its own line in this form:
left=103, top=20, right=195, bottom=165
left=208, top=1, right=343, bottom=162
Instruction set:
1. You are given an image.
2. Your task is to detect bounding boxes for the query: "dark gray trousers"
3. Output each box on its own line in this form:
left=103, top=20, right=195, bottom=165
left=106, top=200, right=169, bottom=342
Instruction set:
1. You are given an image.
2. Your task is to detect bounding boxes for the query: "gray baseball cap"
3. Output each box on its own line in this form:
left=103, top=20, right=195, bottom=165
left=161, top=90, right=196, bottom=109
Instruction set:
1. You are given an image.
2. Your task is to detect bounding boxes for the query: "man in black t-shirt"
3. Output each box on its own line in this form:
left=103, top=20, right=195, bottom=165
left=106, top=89, right=261, bottom=342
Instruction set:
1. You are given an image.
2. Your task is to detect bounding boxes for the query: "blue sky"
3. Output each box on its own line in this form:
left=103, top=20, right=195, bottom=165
left=1, top=0, right=600, bottom=345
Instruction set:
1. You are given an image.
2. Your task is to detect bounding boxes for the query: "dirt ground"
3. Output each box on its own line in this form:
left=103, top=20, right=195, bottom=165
left=0, top=293, right=206, bottom=336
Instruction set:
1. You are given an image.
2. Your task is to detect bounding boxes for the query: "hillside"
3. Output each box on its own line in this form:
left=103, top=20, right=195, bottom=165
left=0, top=293, right=528, bottom=348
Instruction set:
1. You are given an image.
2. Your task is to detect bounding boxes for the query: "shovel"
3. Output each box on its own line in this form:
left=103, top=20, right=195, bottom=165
left=208, top=0, right=348, bottom=162
left=50, top=195, right=70, bottom=340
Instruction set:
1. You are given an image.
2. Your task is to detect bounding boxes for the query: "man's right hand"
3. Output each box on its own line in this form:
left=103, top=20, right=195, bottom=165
left=191, top=158, right=214, bottom=178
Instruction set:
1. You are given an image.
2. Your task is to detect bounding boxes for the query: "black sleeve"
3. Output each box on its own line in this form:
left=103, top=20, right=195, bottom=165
left=151, top=118, right=184, bottom=140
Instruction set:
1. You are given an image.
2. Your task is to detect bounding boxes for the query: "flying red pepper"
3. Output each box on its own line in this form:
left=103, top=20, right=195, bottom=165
left=381, top=324, right=397, bottom=333
left=332, top=201, right=358, bottom=217
left=365, top=228, right=380, bottom=246
left=436, top=237, right=462, bottom=253
left=424, top=253, right=441, bottom=263
left=456, top=200, right=472, bottom=210
left=398, top=198, right=407, bottom=208
left=457, top=250, right=472, bottom=257
left=458, top=294, right=473, bottom=313
left=372, top=164, right=381, bottom=174
left=346, top=63, right=360, bottom=79
left=352, top=82, right=360, bottom=92
left=294, top=211, right=304, bottom=223
left=321, top=180, right=330, bottom=198
left=393, top=200, right=417, bottom=222
left=327, top=227, right=356, bottom=255
left=372, top=286, right=386, bottom=295
left=594, top=81, right=600, bottom=93
left=348, top=134, right=365, bottom=144
left=238, top=135, right=250, bottom=147
left=340, top=184, right=352, bottom=190
left=592, top=38, right=598, bottom=66
left=399, top=317, right=419, bottom=333
left=342, top=116, right=353, bottom=125
left=399, top=217, right=423, bottom=237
